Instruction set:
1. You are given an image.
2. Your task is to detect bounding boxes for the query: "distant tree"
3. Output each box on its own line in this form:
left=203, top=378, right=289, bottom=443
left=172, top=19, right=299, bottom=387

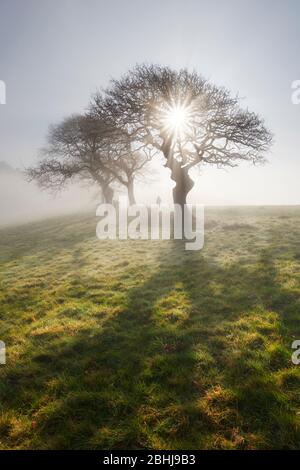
left=97, top=124, right=150, bottom=204
left=91, top=64, right=273, bottom=206
left=108, top=148, right=149, bottom=205
left=27, top=114, right=148, bottom=204
left=27, top=114, right=115, bottom=203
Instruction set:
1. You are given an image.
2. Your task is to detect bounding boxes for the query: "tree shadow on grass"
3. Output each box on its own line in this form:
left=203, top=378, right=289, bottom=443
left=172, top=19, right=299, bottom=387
left=1, top=239, right=300, bottom=449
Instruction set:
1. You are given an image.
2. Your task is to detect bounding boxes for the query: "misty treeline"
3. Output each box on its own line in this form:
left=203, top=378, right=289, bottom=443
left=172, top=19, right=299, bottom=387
left=27, top=64, right=273, bottom=206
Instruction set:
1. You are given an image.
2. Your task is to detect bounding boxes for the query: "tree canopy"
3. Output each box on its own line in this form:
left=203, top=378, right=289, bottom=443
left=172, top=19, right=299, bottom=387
left=91, top=64, right=273, bottom=205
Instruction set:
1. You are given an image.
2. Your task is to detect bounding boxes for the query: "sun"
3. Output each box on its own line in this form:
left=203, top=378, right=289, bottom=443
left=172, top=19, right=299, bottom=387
left=166, top=104, right=187, bottom=130
left=160, top=101, right=193, bottom=140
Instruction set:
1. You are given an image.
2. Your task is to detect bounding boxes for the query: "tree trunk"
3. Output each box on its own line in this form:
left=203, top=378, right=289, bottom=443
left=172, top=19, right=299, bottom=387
left=161, top=140, right=195, bottom=238
left=172, top=165, right=194, bottom=206
left=164, top=155, right=194, bottom=207
left=102, top=185, right=114, bottom=204
left=127, top=178, right=136, bottom=205
left=162, top=137, right=194, bottom=207
left=170, top=160, right=194, bottom=235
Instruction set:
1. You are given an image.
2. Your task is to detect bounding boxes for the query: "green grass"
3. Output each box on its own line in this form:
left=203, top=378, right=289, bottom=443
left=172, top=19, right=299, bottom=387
left=0, top=206, right=300, bottom=449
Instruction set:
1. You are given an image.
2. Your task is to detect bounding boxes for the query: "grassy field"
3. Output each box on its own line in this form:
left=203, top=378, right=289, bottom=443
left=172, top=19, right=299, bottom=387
left=0, top=206, right=300, bottom=449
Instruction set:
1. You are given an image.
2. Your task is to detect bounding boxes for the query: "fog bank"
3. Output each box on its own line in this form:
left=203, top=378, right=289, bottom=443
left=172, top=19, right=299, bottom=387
left=0, top=162, right=97, bottom=228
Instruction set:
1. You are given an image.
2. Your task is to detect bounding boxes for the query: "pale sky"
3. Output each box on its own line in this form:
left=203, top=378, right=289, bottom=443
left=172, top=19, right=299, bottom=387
left=0, top=0, right=300, bottom=205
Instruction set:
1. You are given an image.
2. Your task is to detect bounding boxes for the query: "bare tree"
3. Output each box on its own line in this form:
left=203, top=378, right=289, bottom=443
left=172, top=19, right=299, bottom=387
left=105, top=137, right=150, bottom=204
left=27, top=114, right=115, bottom=203
left=27, top=114, right=149, bottom=204
left=91, top=64, right=273, bottom=206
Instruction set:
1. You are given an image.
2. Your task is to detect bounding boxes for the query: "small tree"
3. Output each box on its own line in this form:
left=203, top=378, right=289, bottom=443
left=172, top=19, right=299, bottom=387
left=95, top=124, right=150, bottom=205
left=27, top=114, right=115, bottom=202
left=109, top=149, right=149, bottom=205
left=27, top=114, right=148, bottom=204
left=92, top=64, right=273, bottom=206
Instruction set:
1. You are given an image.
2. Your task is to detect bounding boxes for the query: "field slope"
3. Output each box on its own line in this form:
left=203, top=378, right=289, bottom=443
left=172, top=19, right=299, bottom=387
left=0, top=206, right=300, bottom=449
